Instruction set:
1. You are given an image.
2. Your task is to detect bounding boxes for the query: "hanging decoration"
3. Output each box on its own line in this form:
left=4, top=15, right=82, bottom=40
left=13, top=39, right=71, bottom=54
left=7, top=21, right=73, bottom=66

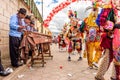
left=43, top=0, right=119, bottom=27
left=44, top=0, right=72, bottom=27
left=43, top=0, right=92, bottom=27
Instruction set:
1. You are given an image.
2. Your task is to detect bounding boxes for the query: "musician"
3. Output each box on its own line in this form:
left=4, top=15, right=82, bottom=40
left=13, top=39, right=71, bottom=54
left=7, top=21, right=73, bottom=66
left=30, top=21, right=37, bottom=32
left=26, top=20, right=37, bottom=57
left=22, top=15, right=31, bottom=30
left=22, top=17, right=37, bottom=32
left=21, top=15, right=34, bottom=58
left=21, top=15, right=32, bottom=38
left=9, top=8, right=27, bottom=67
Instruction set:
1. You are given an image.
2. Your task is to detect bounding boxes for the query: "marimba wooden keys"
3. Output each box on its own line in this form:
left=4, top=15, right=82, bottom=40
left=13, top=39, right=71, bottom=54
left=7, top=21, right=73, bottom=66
left=20, top=31, right=53, bottom=67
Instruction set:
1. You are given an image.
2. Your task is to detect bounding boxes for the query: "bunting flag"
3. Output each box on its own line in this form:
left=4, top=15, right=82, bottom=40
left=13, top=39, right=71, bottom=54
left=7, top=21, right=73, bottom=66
left=44, top=0, right=93, bottom=27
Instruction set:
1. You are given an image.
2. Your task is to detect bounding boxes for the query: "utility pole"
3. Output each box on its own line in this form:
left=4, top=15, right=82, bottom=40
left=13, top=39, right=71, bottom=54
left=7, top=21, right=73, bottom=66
left=41, top=0, right=43, bottom=33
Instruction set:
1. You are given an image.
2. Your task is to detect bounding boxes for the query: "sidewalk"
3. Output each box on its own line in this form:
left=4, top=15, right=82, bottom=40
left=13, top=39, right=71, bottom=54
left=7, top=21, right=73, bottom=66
left=4, top=44, right=112, bottom=80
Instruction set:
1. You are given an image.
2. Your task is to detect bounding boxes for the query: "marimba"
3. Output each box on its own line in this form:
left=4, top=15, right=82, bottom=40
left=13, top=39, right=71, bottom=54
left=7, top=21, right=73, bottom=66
left=19, top=31, right=53, bottom=67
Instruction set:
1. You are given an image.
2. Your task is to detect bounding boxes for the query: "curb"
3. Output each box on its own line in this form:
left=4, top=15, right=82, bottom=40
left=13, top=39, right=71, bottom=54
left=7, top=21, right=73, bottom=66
left=2, top=59, right=31, bottom=80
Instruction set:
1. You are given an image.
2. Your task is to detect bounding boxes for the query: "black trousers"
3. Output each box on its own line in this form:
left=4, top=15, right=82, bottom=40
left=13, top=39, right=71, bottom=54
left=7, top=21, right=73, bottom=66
left=9, top=36, right=21, bottom=66
left=0, top=51, right=4, bottom=71
left=29, top=50, right=32, bottom=56
left=0, top=63, right=4, bottom=71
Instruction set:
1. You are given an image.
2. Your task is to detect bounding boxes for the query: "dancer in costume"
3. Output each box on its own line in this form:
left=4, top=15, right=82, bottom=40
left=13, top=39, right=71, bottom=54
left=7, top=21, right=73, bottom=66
left=66, top=9, right=83, bottom=61
left=82, top=4, right=102, bottom=69
left=95, top=1, right=117, bottom=79
left=58, top=33, right=67, bottom=51
left=112, top=25, right=120, bottom=80
left=95, top=21, right=114, bottom=80
left=111, top=1, right=120, bottom=79
left=67, top=24, right=83, bottom=61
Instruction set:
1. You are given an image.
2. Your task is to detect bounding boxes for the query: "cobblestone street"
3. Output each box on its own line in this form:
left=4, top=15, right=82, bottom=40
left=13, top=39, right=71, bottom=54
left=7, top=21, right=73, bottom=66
left=1, top=0, right=120, bottom=80
left=12, top=44, right=112, bottom=80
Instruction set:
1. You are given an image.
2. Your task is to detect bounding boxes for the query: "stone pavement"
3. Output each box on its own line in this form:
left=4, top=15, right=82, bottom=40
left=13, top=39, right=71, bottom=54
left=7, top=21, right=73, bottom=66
left=11, top=44, right=112, bottom=80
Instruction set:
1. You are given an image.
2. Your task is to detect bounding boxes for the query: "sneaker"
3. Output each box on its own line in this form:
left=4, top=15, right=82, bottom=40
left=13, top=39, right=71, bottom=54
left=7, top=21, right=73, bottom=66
left=0, top=71, right=10, bottom=76
left=88, top=66, right=93, bottom=69
left=78, top=57, right=82, bottom=61
left=68, top=56, right=71, bottom=61
left=5, top=68, right=13, bottom=73
left=92, top=62, right=98, bottom=68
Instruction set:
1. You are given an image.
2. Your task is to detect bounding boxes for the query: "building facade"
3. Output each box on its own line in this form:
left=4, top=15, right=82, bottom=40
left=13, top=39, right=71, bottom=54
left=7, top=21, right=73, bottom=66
left=0, top=0, right=49, bottom=58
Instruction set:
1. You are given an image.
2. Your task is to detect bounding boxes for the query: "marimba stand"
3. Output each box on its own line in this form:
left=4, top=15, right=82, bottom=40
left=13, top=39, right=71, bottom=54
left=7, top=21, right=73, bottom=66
left=40, top=42, right=53, bottom=59
left=20, top=31, right=53, bottom=67
left=31, top=39, right=53, bottom=67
